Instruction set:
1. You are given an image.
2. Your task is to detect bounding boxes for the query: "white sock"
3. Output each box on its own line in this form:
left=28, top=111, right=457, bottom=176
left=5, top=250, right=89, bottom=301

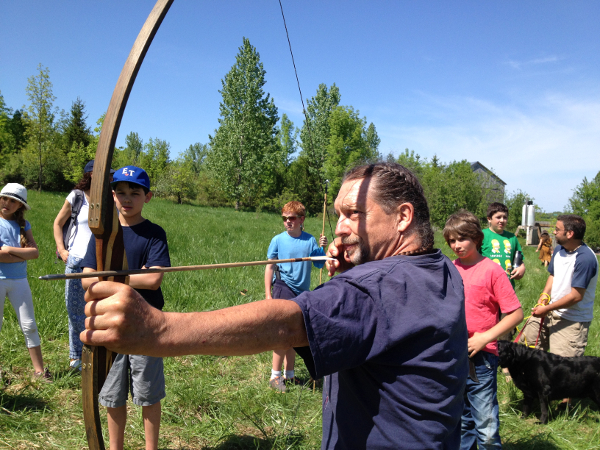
left=285, top=370, right=295, bottom=380
left=271, top=370, right=282, bottom=380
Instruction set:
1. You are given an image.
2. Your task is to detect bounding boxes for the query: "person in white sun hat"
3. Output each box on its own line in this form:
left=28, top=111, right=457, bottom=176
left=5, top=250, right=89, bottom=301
left=0, top=183, right=51, bottom=382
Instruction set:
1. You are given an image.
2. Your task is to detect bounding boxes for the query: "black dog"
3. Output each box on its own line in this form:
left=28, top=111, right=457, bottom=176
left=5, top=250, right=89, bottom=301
left=498, top=340, right=600, bottom=423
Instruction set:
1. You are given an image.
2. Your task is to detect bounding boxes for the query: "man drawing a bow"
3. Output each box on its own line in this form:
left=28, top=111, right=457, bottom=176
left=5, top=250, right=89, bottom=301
left=82, top=162, right=468, bottom=450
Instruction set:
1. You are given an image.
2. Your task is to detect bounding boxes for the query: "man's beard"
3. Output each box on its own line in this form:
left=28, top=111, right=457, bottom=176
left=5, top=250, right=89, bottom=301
left=342, top=237, right=370, bottom=266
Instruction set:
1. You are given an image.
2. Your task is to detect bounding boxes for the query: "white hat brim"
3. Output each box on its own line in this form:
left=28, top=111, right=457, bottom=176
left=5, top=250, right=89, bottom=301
left=0, top=194, right=31, bottom=210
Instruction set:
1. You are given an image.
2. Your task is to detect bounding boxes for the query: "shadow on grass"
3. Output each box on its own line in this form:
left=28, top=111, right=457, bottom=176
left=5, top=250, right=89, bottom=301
left=508, top=396, right=599, bottom=424
left=0, top=391, right=50, bottom=414
left=152, top=432, right=304, bottom=450
left=503, top=434, right=562, bottom=449
left=203, top=432, right=303, bottom=450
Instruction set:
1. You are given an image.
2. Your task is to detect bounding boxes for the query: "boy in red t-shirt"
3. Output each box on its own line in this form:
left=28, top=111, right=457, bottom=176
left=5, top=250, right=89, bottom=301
left=444, top=210, right=523, bottom=450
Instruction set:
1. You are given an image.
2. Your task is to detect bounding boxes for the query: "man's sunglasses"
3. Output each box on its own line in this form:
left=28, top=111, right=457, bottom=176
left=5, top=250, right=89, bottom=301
left=282, top=215, right=299, bottom=221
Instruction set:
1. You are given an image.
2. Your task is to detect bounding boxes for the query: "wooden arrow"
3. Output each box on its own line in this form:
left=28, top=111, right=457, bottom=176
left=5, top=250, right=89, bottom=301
left=39, top=256, right=334, bottom=281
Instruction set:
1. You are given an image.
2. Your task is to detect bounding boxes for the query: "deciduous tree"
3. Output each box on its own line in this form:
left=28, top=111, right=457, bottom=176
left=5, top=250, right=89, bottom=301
left=155, top=158, right=196, bottom=204
left=141, top=137, right=170, bottom=184
left=0, top=91, right=15, bottom=161
left=504, top=190, right=532, bottom=232
left=123, top=132, right=144, bottom=166
left=297, top=83, right=340, bottom=212
left=207, top=38, right=278, bottom=209
left=23, top=63, right=61, bottom=189
left=323, top=106, right=380, bottom=195
left=182, top=142, right=209, bottom=174
left=569, top=171, right=600, bottom=249
left=421, top=159, right=486, bottom=228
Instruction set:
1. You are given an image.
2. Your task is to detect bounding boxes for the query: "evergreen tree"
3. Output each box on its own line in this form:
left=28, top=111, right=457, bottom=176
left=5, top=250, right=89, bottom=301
left=9, top=110, right=28, bottom=151
left=60, top=98, right=93, bottom=183
left=65, top=114, right=104, bottom=184
left=64, top=97, right=91, bottom=150
left=207, top=38, right=278, bottom=209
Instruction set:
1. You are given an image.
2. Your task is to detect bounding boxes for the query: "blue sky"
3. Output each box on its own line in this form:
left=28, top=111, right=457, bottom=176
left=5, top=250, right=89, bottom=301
left=1, top=1, right=599, bottom=213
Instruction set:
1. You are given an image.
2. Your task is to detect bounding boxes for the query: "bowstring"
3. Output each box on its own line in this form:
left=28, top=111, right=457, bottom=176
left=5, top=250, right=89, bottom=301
left=277, top=0, right=325, bottom=200
left=277, top=2, right=326, bottom=446
left=278, top=0, right=334, bottom=246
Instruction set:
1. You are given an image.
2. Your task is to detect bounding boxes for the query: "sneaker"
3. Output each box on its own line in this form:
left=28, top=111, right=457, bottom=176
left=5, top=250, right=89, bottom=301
left=269, top=376, right=286, bottom=393
left=34, top=368, right=53, bottom=383
left=70, top=359, right=82, bottom=372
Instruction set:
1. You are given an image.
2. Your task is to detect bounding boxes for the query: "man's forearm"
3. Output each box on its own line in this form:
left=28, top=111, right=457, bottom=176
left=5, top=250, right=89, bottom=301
left=158, top=300, right=308, bottom=357
left=81, top=282, right=309, bottom=357
left=546, top=288, right=585, bottom=311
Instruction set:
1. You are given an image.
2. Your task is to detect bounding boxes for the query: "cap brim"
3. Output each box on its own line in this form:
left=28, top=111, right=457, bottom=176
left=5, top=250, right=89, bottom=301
left=110, top=180, right=149, bottom=190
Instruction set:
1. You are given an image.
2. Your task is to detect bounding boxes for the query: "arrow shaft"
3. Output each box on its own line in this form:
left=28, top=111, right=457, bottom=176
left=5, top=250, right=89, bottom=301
left=40, top=257, right=333, bottom=280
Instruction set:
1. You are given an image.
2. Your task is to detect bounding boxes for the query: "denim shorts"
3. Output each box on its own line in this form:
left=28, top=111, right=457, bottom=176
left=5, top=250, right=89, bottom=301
left=99, top=353, right=165, bottom=408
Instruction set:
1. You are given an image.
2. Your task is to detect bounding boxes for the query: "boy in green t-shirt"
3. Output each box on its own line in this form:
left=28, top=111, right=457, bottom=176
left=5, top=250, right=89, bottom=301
left=481, top=202, right=526, bottom=380
left=481, top=202, right=526, bottom=288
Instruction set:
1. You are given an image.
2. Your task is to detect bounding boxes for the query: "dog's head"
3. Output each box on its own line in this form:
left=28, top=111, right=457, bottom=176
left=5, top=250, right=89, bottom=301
left=498, top=340, right=526, bottom=369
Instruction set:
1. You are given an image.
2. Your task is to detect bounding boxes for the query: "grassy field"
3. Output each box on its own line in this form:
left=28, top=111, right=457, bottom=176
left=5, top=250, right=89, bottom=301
left=1, top=190, right=599, bottom=449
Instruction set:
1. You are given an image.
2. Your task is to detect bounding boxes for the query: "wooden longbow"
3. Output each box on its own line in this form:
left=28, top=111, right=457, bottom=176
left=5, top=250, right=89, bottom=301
left=82, top=1, right=174, bottom=448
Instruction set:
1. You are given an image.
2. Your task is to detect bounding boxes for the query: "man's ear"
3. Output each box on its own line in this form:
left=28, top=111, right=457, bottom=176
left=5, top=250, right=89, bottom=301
left=145, top=191, right=154, bottom=203
left=396, top=203, right=414, bottom=233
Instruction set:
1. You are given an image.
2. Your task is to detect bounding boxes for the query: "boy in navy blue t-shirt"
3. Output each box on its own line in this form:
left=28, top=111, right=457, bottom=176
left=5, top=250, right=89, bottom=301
left=81, top=166, right=170, bottom=450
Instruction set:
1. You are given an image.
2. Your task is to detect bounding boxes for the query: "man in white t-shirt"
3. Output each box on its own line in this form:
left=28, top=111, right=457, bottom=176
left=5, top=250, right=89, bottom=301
left=523, top=214, right=598, bottom=357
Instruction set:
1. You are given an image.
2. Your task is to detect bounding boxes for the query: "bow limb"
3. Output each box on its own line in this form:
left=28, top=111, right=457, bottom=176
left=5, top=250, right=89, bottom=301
left=82, top=1, right=173, bottom=448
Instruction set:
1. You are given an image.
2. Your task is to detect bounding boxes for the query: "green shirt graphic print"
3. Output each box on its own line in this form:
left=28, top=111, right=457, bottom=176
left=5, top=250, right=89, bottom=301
left=481, top=228, right=523, bottom=288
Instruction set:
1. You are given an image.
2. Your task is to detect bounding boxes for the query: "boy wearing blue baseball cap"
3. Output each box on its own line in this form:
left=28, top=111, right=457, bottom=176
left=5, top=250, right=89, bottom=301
left=80, top=165, right=170, bottom=450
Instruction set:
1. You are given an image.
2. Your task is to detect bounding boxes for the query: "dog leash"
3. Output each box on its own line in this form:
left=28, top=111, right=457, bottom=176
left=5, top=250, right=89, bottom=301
left=513, top=293, right=551, bottom=348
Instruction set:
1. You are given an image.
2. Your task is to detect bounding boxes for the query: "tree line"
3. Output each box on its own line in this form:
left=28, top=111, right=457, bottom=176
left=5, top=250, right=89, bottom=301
left=4, top=38, right=594, bottom=247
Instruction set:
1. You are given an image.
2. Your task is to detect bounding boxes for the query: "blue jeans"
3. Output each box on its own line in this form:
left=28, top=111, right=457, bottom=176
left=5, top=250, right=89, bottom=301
left=461, top=351, right=502, bottom=450
left=65, top=255, right=86, bottom=360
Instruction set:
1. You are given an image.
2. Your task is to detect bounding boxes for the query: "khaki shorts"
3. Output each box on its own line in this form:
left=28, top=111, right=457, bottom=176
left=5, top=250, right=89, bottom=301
left=518, top=312, right=589, bottom=357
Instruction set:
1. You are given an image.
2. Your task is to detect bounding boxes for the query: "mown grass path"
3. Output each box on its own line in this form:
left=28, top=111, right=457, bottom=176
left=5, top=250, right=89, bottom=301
left=1, top=191, right=598, bottom=449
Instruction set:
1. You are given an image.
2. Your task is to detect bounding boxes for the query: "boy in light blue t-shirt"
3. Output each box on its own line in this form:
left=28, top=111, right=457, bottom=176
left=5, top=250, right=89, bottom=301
left=265, top=201, right=327, bottom=392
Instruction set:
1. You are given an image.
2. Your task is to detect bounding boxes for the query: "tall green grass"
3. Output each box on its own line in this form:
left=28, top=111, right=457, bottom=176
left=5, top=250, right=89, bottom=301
left=1, top=190, right=599, bottom=449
